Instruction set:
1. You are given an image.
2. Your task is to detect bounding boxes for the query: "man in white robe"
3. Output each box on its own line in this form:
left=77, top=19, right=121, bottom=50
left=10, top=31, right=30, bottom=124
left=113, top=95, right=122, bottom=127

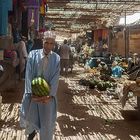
left=20, top=31, right=60, bottom=140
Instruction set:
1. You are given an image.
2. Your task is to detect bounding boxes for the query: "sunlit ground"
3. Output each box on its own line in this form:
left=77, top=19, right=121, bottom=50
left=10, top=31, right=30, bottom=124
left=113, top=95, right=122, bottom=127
left=0, top=66, right=140, bottom=140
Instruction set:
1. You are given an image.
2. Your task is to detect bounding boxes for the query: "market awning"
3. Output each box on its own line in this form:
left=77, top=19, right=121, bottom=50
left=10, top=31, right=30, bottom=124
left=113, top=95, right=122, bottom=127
left=45, top=0, right=140, bottom=32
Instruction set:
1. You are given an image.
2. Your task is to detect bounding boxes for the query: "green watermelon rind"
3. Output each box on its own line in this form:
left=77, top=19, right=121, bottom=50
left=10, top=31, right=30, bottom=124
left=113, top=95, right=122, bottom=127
left=34, top=78, right=43, bottom=96
left=31, top=77, right=50, bottom=96
left=32, top=84, right=42, bottom=96
left=41, top=79, right=49, bottom=96
left=38, top=77, right=49, bottom=96
left=37, top=77, right=46, bottom=96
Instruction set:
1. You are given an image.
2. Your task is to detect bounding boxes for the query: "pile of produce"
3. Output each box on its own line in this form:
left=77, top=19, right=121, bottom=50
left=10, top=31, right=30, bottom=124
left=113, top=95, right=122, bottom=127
left=79, top=78, right=91, bottom=86
left=79, top=74, right=116, bottom=91
left=31, top=77, right=50, bottom=96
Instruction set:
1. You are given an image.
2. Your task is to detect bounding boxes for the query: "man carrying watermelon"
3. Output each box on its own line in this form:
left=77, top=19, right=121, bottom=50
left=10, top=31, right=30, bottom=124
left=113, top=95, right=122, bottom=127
left=19, top=31, right=60, bottom=140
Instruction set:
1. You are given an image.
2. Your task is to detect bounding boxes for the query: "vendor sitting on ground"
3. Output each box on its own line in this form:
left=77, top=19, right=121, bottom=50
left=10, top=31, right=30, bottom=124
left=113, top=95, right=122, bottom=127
left=119, top=58, right=128, bottom=72
left=111, top=61, right=124, bottom=78
left=127, top=53, right=140, bottom=74
left=121, top=77, right=140, bottom=108
left=97, top=59, right=109, bottom=75
left=127, top=53, right=140, bottom=80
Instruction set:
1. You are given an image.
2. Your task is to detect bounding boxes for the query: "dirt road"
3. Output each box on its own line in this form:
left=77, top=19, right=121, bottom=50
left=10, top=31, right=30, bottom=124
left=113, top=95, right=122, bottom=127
left=0, top=67, right=140, bottom=140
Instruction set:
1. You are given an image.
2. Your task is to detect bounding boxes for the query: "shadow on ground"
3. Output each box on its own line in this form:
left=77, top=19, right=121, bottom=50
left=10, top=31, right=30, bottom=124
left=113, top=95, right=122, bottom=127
left=57, top=77, right=140, bottom=140
left=1, top=80, right=24, bottom=103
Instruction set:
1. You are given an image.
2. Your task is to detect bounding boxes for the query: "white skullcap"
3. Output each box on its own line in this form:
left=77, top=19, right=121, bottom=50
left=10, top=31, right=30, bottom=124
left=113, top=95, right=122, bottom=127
left=44, top=31, right=56, bottom=40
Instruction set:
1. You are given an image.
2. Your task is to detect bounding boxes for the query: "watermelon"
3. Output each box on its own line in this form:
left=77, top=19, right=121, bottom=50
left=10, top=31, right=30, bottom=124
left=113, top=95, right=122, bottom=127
left=97, top=82, right=107, bottom=91
left=104, top=81, right=112, bottom=88
left=31, top=77, right=50, bottom=96
left=89, top=81, right=96, bottom=89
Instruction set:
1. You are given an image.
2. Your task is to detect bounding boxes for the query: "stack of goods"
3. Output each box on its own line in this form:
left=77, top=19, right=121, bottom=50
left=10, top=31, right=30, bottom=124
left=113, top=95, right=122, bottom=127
left=79, top=74, right=116, bottom=91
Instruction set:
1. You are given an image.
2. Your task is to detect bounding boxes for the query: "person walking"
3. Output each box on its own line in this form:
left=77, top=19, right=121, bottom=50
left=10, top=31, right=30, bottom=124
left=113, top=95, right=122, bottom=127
left=60, top=39, right=71, bottom=75
left=20, top=31, right=60, bottom=140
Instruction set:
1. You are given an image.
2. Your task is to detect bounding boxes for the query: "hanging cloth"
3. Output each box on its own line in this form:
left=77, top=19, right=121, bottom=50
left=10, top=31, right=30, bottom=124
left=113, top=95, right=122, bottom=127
left=102, top=29, right=108, bottom=40
left=98, top=29, right=102, bottom=41
left=40, top=2, right=45, bottom=15
left=94, top=30, right=98, bottom=43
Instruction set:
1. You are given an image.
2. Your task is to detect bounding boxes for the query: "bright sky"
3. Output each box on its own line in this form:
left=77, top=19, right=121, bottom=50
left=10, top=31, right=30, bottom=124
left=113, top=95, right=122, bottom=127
left=119, top=13, right=140, bottom=25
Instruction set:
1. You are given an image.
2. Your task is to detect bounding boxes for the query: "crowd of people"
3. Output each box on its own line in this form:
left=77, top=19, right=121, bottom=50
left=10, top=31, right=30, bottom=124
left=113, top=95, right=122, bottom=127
left=76, top=41, right=140, bottom=79
left=2, top=23, right=140, bottom=81
left=1, top=26, right=140, bottom=139
left=2, top=22, right=77, bottom=80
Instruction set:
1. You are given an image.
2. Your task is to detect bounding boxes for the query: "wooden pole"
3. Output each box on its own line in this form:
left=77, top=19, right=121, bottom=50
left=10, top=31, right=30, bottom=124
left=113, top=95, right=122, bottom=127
left=124, top=11, right=127, bottom=58
left=127, top=27, right=130, bottom=58
left=124, top=11, right=130, bottom=58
